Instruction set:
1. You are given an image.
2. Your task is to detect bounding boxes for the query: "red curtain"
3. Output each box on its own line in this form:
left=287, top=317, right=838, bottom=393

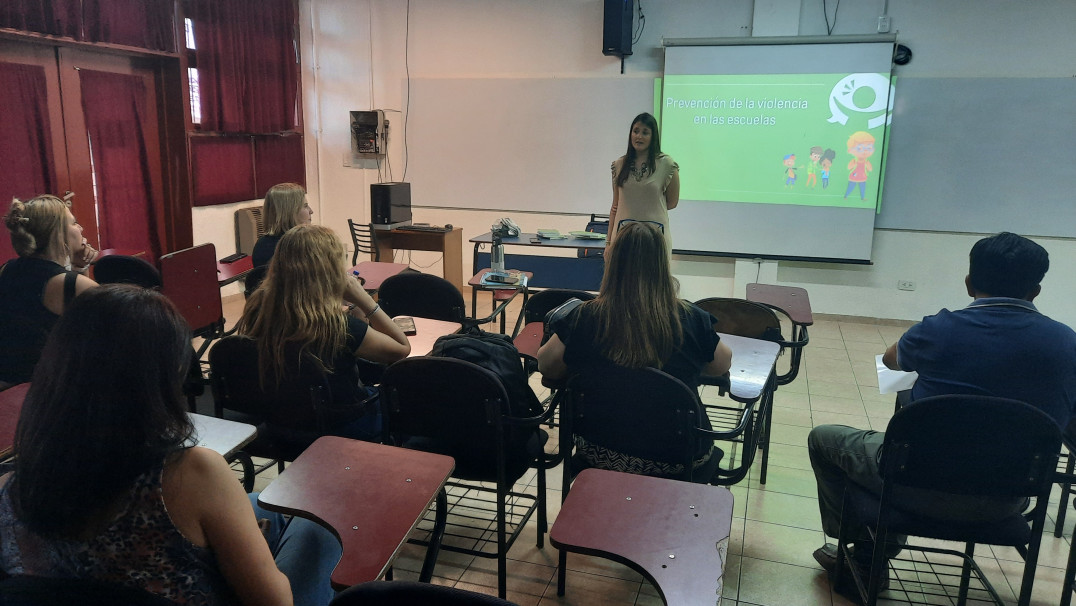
left=79, top=69, right=163, bottom=259
left=0, top=62, right=58, bottom=263
left=0, top=0, right=82, bottom=39
left=186, top=0, right=299, bottom=133
left=190, top=137, right=256, bottom=206
left=254, top=135, right=305, bottom=197
left=83, top=0, right=176, bottom=52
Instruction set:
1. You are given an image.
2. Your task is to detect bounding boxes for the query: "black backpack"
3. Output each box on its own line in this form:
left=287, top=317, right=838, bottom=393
left=429, top=331, right=543, bottom=418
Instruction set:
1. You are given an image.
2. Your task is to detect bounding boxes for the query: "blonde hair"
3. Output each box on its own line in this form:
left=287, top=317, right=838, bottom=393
left=846, top=131, right=875, bottom=149
left=586, top=221, right=685, bottom=368
left=237, top=224, right=349, bottom=386
left=262, top=183, right=307, bottom=236
left=3, top=195, right=71, bottom=260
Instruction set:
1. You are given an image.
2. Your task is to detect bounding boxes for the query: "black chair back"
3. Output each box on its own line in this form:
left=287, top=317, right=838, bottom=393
left=378, top=272, right=467, bottom=324
left=522, top=288, right=595, bottom=326
left=93, top=255, right=161, bottom=289
left=380, top=356, right=539, bottom=482
left=880, top=395, right=1061, bottom=498
left=347, top=219, right=380, bottom=265
left=243, top=264, right=268, bottom=298
left=563, top=366, right=719, bottom=483
left=208, top=335, right=336, bottom=458
left=694, top=297, right=783, bottom=341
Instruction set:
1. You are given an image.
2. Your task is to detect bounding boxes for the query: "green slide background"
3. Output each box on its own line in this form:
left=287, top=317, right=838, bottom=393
left=661, top=74, right=892, bottom=210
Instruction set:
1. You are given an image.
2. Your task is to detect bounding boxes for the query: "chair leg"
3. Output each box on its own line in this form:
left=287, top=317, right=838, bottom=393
left=1057, top=454, right=1074, bottom=539
left=1017, top=512, right=1049, bottom=606
left=957, top=542, right=974, bottom=606
left=536, top=458, right=547, bottom=548
left=419, top=488, right=448, bottom=583
left=234, top=451, right=255, bottom=493
left=498, top=481, right=508, bottom=599
left=865, top=528, right=890, bottom=606
left=557, top=549, right=568, bottom=596
left=1061, top=516, right=1076, bottom=606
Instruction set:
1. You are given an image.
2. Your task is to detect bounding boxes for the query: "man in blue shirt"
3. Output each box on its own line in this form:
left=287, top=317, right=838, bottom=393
left=808, top=232, right=1076, bottom=599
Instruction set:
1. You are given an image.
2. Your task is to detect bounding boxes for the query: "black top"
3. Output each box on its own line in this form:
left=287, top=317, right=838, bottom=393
left=251, top=234, right=283, bottom=268
left=0, top=257, right=73, bottom=384
left=550, top=300, right=720, bottom=393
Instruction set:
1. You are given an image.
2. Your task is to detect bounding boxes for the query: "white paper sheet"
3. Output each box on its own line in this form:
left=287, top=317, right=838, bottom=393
left=876, top=354, right=918, bottom=394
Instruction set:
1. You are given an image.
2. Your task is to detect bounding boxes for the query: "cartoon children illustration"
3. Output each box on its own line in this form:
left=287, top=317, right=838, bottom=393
left=843, top=131, right=875, bottom=200
left=783, top=154, right=797, bottom=188
left=820, top=148, right=835, bottom=189
left=805, top=146, right=822, bottom=188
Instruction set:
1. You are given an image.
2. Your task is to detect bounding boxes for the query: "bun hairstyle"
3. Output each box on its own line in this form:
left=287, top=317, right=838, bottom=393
left=4, top=195, right=71, bottom=259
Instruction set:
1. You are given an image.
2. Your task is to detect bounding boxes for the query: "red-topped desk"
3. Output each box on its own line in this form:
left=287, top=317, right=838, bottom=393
left=551, top=468, right=734, bottom=605
left=0, top=383, right=29, bottom=461
left=257, top=437, right=455, bottom=589
left=405, top=317, right=462, bottom=357
left=349, top=261, right=410, bottom=291
left=745, top=283, right=813, bottom=327
left=216, top=255, right=253, bottom=287
left=468, top=269, right=533, bottom=335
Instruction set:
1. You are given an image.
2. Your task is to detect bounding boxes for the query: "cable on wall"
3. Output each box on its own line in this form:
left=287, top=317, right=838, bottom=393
left=823, top=0, right=841, bottom=35
left=402, top=0, right=412, bottom=182
left=632, top=0, right=646, bottom=44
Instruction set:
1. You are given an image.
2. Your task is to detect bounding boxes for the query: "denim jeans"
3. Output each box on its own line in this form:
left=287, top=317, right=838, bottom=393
left=249, top=493, right=341, bottom=606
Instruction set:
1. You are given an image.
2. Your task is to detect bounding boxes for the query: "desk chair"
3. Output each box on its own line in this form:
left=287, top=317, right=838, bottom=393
left=380, top=357, right=552, bottom=599
left=331, top=580, right=519, bottom=605
left=159, top=243, right=226, bottom=360
left=209, top=335, right=370, bottom=485
left=833, top=395, right=1060, bottom=606
left=694, top=297, right=807, bottom=485
left=92, top=255, right=161, bottom=289
left=348, top=219, right=380, bottom=265
left=377, top=271, right=494, bottom=332
left=0, top=575, right=174, bottom=606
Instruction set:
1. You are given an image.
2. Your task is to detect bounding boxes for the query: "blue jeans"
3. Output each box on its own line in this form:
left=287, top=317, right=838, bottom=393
left=250, top=493, right=341, bottom=606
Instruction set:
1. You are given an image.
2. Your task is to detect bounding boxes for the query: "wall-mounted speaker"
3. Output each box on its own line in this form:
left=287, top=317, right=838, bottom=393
left=603, top=0, right=633, bottom=57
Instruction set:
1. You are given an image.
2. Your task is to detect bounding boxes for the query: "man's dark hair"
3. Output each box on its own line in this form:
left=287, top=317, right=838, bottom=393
left=968, top=232, right=1049, bottom=299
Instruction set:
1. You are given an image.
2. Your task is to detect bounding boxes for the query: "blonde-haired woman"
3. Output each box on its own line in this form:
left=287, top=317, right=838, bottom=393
left=0, top=195, right=98, bottom=389
left=537, top=221, right=731, bottom=473
left=251, top=183, right=314, bottom=268
left=238, top=224, right=409, bottom=439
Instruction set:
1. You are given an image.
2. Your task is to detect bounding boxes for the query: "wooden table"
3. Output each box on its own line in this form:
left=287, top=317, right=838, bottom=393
left=405, top=317, right=462, bottom=357
left=0, top=383, right=29, bottom=461
left=258, top=436, right=455, bottom=589
left=551, top=468, right=734, bottom=605
left=375, top=227, right=463, bottom=290
left=468, top=269, right=533, bottom=335
left=349, top=261, right=410, bottom=291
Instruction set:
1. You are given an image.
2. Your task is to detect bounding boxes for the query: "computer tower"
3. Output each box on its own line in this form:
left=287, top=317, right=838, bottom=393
left=603, top=0, right=633, bottom=57
left=370, top=182, right=412, bottom=227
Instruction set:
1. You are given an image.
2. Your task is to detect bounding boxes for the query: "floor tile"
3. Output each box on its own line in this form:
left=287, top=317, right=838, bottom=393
left=806, top=380, right=863, bottom=400
left=539, top=569, right=642, bottom=605
left=808, top=395, right=867, bottom=416
left=745, top=490, right=822, bottom=531
left=742, top=520, right=827, bottom=568
left=737, top=557, right=834, bottom=606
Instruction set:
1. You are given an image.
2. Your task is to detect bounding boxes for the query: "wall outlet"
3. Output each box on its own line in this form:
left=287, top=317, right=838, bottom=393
left=877, top=15, right=891, bottom=33
left=897, top=280, right=916, bottom=291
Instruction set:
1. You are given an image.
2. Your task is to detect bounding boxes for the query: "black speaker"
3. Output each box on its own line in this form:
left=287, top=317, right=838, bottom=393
left=603, top=0, right=633, bottom=57
left=370, top=182, right=412, bottom=225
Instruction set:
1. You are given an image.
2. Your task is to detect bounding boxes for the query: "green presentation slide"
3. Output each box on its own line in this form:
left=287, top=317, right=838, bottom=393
left=661, top=73, right=894, bottom=210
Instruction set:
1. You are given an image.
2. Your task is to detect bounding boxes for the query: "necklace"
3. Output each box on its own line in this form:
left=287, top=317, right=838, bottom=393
left=630, top=161, right=650, bottom=181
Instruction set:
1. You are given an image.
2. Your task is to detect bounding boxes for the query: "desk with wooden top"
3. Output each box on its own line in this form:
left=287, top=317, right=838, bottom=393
left=375, top=227, right=463, bottom=290
left=257, top=436, right=455, bottom=589
left=405, top=317, right=462, bottom=357
left=349, top=261, right=410, bottom=291
left=551, top=468, right=734, bottom=605
left=216, top=255, right=253, bottom=287
left=0, top=383, right=29, bottom=461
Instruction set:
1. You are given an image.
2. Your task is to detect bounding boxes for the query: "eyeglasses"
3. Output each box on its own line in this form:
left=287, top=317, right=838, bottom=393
left=617, top=219, right=664, bottom=234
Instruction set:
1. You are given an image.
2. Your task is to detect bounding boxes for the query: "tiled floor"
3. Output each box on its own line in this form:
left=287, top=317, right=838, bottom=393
left=216, top=291, right=1074, bottom=606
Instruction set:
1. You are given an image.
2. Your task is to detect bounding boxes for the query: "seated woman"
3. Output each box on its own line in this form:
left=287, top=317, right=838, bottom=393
left=238, top=225, right=410, bottom=440
left=0, top=285, right=341, bottom=606
left=0, top=195, right=98, bottom=390
left=537, top=221, right=733, bottom=474
left=251, top=183, right=313, bottom=268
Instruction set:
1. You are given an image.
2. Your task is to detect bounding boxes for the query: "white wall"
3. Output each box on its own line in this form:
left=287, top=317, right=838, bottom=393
left=195, top=0, right=1076, bottom=324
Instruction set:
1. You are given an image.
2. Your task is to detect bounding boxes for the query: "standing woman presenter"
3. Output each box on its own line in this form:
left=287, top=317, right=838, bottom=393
left=608, top=112, right=679, bottom=253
